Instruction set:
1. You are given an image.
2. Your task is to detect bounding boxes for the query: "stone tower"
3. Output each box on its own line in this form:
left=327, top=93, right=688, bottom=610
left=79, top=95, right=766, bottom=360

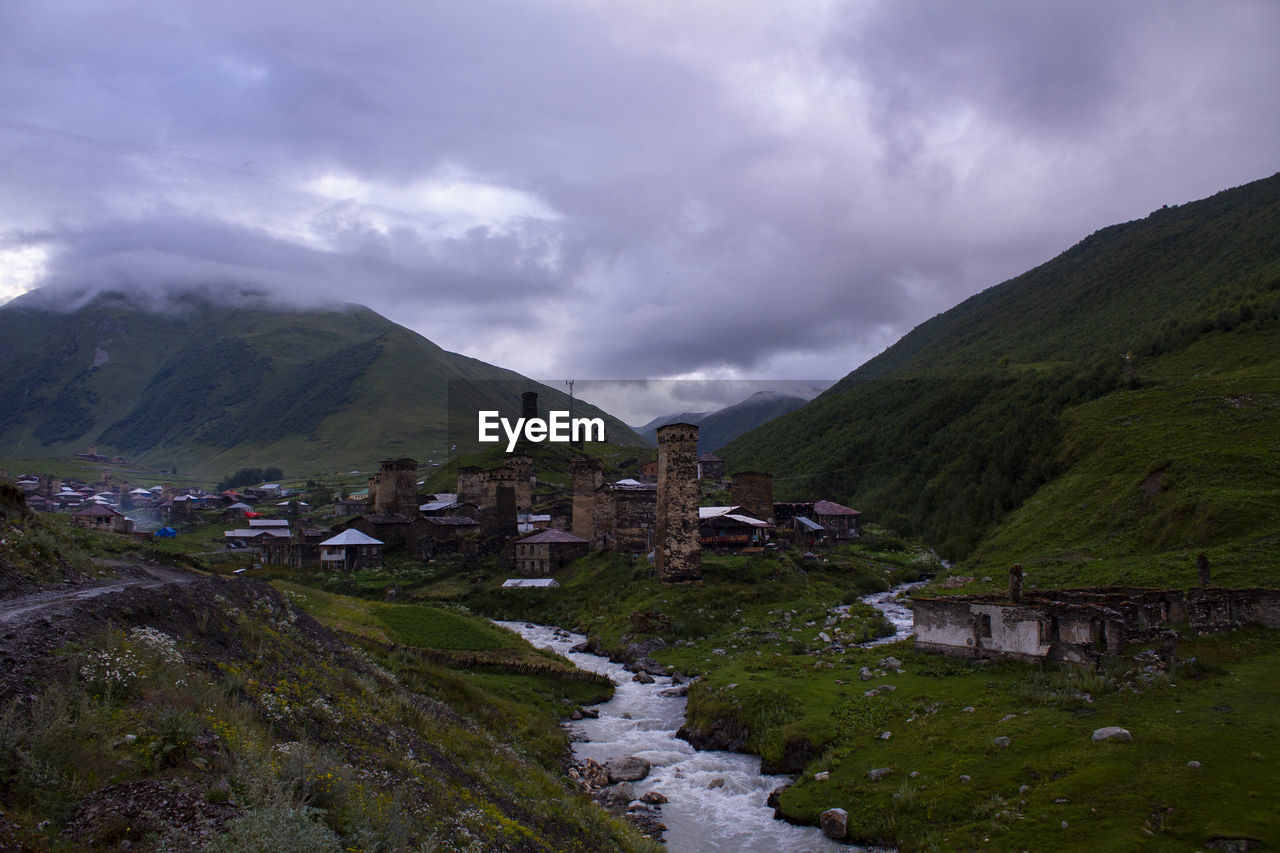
left=372, top=458, right=418, bottom=516
left=655, top=423, right=701, bottom=583
left=457, top=466, right=485, bottom=507
left=730, top=471, right=774, bottom=523
left=505, top=455, right=534, bottom=513
left=522, top=391, right=539, bottom=421
left=571, top=458, right=603, bottom=544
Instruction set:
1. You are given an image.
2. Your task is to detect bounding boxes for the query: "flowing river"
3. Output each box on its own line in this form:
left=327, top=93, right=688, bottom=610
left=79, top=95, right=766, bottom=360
left=498, top=581, right=922, bottom=851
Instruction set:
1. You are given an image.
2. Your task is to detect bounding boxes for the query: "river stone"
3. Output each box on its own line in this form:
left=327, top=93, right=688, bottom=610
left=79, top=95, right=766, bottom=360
left=1091, top=726, right=1132, bottom=743
left=603, top=782, right=635, bottom=805
left=994, top=736, right=1011, bottom=748
left=880, top=656, right=903, bottom=672
left=707, top=777, right=725, bottom=789
left=632, top=672, right=655, bottom=684
left=766, top=785, right=788, bottom=809
left=867, top=767, right=892, bottom=781
left=622, top=638, right=666, bottom=662
left=640, top=790, right=668, bottom=804
left=820, top=808, right=848, bottom=840
left=605, top=755, right=651, bottom=783
left=581, top=759, right=608, bottom=789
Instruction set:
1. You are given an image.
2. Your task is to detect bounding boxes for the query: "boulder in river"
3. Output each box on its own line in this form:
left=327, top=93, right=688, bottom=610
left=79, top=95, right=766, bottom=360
left=605, top=755, right=652, bottom=782
left=603, top=782, right=636, bottom=805
left=640, top=790, right=668, bottom=805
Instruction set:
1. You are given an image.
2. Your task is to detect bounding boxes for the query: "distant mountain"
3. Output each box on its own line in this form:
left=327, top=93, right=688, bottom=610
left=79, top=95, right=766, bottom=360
left=0, top=289, right=646, bottom=478
left=636, top=410, right=709, bottom=438
left=637, top=389, right=815, bottom=453
left=721, top=171, right=1280, bottom=568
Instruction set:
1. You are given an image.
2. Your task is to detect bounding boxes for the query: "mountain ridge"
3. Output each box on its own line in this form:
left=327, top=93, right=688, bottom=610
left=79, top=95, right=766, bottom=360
left=721, top=171, right=1280, bottom=565
left=0, top=289, right=647, bottom=477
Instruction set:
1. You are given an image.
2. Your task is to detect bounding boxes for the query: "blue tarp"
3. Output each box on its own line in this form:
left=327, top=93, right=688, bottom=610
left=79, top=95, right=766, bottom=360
left=154, top=526, right=177, bottom=538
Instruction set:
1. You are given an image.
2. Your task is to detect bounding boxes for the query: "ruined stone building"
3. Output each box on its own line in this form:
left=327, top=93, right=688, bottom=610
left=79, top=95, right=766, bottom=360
left=571, top=458, right=657, bottom=552
left=656, top=423, right=701, bottom=583
left=456, top=455, right=534, bottom=515
left=914, top=571, right=1280, bottom=665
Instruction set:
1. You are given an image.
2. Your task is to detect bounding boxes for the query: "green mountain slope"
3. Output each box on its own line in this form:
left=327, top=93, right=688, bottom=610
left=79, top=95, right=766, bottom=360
left=721, top=172, right=1280, bottom=567
left=0, top=290, right=646, bottom=477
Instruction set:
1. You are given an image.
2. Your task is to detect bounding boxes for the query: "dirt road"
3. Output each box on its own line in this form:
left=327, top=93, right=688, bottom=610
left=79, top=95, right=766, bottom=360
left=0, top=562, right=198, bottom=627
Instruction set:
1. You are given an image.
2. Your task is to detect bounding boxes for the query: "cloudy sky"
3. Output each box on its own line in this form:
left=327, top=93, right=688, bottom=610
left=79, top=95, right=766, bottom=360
left=3, top=1, right=1279, bottom=407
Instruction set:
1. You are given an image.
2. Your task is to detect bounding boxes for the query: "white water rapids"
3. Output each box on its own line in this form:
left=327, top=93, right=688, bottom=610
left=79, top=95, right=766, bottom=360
left=498, top=581, right=922, bottom=851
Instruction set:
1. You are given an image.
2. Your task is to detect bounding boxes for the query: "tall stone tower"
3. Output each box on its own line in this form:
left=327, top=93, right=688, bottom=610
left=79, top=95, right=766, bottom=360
left=571, top=458, right=603, bottom=545
left=372, top=458, right=418, bottom=516
left=457, top=466, right=484, bottom=507
left=730, top=471, right=774, bottom=523
left=521, top=391, right=539, bottom=421
left=655, top=423, right=701, bottom=583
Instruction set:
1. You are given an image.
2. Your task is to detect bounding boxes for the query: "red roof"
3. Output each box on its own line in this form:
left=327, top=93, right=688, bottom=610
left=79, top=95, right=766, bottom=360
left=814, top=500, right=861, bottom=516
left=517, top=529, right=588, bottom=544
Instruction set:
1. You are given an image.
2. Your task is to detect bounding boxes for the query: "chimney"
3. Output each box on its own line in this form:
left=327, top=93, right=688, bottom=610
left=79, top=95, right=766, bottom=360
left=1009, top=564, right=1024, bottom=602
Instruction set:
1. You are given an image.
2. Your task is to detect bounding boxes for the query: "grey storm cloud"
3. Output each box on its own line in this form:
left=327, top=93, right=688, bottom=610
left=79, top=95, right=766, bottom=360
left=2, top=0, right=1278, bottom=385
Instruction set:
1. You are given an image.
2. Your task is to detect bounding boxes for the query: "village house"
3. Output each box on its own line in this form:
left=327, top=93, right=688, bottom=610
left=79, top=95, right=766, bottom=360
left=70, top=503, right=135, bottom=534
left=318, top=529, right=384, bottom=571
left=813, top=500, right=862, bottom=539
left=513, top=529, right=589, bottom=576
left=413, top=516, right=480, bottom=559
left=334, top=489, right=369, bottom=516
left=789, top=514, right=825, bottom=546
left=260, top=524, right=334, bottom=568
left=223, top=518, right=292, bottom=550
left=698, top=506, right=772, bottom=550
left=696, top=453, right=724, bottom=480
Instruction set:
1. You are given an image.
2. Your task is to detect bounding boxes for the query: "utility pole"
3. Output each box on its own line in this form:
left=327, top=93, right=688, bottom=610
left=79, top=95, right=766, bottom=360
left=565, top=379, right=582, bottom=449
